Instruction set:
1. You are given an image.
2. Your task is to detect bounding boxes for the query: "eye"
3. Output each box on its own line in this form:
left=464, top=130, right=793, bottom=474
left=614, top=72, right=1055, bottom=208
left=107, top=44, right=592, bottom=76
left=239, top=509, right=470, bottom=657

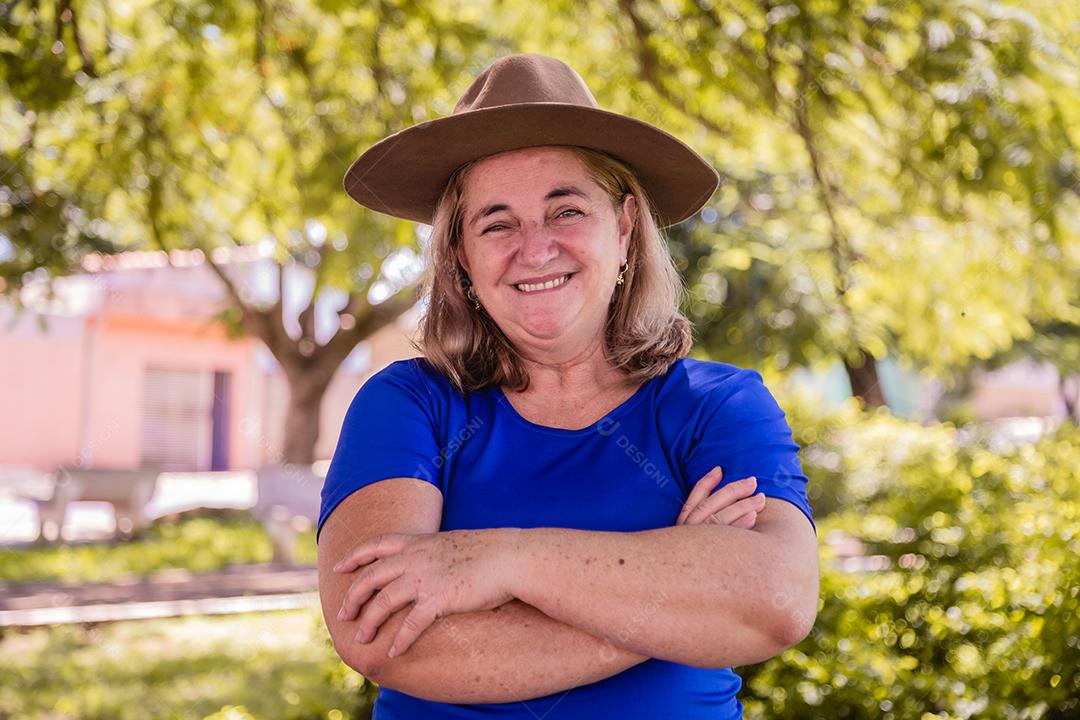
left=557, top=208, right=582, bottom=219
left=481, top=223, right=509, bottom=235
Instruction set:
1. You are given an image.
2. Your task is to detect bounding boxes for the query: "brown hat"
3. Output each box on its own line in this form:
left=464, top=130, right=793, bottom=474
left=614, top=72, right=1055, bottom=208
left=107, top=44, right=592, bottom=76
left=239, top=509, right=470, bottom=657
left=343, top=53, right=719, bottom=228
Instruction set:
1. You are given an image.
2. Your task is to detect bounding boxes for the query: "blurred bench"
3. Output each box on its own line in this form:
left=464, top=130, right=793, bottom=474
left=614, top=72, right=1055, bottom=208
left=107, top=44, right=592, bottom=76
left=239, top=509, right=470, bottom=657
left=148, top=465, right=322, bottom=564
left=0, top=464, right=322, bottom=561
left=139, top=468, right=309, bottom=562
left=35, top=466, right=161, bottom=542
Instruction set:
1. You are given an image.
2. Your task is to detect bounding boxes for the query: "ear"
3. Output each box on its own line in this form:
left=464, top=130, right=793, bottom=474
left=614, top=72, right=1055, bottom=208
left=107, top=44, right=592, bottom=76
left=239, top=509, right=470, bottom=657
left=617, top=193, right=636, bottom=260
left=457, top=247, right=471, bottom=277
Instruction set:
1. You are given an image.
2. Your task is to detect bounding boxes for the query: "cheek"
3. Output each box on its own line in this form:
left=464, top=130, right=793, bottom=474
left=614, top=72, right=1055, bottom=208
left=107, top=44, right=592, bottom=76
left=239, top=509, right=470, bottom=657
left=470, top=252, right=514, bottom=288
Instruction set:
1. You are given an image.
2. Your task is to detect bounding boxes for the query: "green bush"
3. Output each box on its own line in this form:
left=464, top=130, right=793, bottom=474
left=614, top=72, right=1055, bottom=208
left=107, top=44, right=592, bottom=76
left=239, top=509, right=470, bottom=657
left=740, top=409, right=1080, bottom=719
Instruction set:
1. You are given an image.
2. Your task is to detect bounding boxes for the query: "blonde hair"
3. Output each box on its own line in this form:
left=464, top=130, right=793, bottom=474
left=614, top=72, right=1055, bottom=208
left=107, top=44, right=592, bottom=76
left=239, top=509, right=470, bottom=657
left=410, top=145, right=693, bottom=394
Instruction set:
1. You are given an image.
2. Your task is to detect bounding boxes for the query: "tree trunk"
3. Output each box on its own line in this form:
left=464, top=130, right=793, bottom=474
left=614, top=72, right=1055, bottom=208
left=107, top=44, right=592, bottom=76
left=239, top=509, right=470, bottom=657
left=280, top=370, right=330, bottom=465
left=1061, top=372, right=1079, bottom=424
left=845, top=349, right=887, bottom=408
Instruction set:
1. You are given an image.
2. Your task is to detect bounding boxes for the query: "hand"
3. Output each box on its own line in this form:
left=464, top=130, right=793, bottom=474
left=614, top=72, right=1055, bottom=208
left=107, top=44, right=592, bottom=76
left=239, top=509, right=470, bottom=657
left=676, top=466, right=764, bottom=529
left=332, top=527, right=521, bottom=658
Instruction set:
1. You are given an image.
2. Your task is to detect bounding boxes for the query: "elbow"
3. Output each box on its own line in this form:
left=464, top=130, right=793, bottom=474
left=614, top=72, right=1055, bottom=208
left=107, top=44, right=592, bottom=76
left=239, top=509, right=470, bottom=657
left=330, top=623, right=440, bottom=698
left=323, top=610, right=399, bottom=684
left=332, top=633, right=389, bottom=682
left=321, top=596, right=403, bottom=684
left=767, top=579, right=820, bottom=651
left=772, top=603, right=818, bottom=651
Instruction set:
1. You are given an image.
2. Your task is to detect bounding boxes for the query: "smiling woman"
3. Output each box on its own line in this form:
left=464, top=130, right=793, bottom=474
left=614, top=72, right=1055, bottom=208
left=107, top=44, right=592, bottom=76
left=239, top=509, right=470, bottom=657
left=317, top=53, right=819, bottom=719
left=422, top=142, right=690, bottom=400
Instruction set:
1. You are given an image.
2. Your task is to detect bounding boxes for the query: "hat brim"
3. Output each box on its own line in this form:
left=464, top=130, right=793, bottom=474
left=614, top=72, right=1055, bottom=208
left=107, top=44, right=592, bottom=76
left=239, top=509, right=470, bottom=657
left=342, top=103, right=720, bottom=228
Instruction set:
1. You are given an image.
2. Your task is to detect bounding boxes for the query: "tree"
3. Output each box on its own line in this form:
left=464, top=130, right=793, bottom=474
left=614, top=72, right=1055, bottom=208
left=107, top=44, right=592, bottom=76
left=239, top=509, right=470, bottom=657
left=508, top=0, right=1080, bottom=408
left=0, top=0, right=500, bottom=463
left=4, top=0, right=1078, bottom=448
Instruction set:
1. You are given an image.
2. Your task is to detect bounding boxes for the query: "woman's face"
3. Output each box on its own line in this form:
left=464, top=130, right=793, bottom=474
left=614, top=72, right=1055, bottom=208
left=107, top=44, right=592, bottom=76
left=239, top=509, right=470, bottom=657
left=458, top=146, right=635, bottom=360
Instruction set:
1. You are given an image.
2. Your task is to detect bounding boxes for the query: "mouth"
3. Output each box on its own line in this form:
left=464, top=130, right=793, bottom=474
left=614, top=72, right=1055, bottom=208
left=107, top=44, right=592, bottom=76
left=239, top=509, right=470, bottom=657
left=513, top=273, right=575, bottom=294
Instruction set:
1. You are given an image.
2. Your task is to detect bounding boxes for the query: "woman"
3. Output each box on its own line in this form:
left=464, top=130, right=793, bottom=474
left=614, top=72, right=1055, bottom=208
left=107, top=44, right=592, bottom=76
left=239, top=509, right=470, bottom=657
left=317, top=53, right=818, bottom=718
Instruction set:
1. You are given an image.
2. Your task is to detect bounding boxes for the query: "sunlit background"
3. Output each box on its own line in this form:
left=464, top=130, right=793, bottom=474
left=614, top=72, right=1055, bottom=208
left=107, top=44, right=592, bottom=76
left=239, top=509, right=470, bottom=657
left=1, top=1, right=1078, bottom=718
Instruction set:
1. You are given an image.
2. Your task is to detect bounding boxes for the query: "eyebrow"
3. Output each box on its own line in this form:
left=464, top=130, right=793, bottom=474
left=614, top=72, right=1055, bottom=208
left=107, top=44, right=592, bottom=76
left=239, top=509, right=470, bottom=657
left=467, top=185, right=590, bottom=228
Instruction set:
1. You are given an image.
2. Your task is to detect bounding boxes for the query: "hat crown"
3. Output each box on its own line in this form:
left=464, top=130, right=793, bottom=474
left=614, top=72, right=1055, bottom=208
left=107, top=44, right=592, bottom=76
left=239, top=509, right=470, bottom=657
left=453, top=53, right=600, bottom=115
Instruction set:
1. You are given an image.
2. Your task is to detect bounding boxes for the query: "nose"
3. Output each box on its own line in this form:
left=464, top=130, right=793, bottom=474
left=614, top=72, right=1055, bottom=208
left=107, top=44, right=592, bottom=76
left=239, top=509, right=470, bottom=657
left=517, top=219, right=558, bottom=267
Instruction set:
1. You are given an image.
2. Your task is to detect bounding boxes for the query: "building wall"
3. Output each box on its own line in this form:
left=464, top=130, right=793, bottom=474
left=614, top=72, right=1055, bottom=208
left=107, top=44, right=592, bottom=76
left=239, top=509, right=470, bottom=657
left=0, top=309, right=87, bottom=471
left=84, top=313, right=263, bottom=470
left=0, top=279, right=423, bottom=473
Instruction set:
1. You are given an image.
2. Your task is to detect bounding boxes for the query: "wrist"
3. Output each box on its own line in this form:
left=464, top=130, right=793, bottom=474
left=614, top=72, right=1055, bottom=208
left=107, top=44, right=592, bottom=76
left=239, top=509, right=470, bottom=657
left=499, top=527, right=529, bottom=599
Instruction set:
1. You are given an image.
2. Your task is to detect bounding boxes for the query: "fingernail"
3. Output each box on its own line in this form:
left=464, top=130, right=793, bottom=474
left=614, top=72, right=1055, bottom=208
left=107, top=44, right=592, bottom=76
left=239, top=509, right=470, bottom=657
left=332, top=562, right=343, bottom=572
left=337, top=608, right=346, bottom=621
left=355, top=628, right=368, bottom=643
left=387, top=645, right=398, bottom=658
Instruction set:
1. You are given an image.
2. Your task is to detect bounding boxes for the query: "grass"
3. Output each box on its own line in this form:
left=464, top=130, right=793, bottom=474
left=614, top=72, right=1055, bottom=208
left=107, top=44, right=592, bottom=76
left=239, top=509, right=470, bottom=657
left=0, top=607, right=376, bottom=719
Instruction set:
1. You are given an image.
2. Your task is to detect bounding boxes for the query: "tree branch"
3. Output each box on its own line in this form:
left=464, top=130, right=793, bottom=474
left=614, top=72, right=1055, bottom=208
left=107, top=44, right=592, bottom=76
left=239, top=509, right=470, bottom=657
left=617, top=0, right=733, bottom=137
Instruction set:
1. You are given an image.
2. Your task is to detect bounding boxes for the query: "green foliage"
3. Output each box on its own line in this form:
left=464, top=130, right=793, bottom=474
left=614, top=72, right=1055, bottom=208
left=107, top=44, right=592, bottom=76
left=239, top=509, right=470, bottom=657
left=653, top=0, right=1080, bottom=382
left=0, top=0, right=497, bottom=302
left=0, top=510, right=306, bottom=585
left=293, top=527, right=318, bottom=566
left=4, top=1, right=1077, bottom=387
left=0, top=607, right=376, bottom=720
left=738, top=414, right=1080, bottom=719
left=506, top=0, right=1080, bottom=386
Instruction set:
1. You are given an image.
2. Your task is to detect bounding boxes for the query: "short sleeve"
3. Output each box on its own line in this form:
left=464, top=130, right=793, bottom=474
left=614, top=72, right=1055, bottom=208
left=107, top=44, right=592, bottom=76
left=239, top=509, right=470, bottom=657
left=683, top=368, right=816, bottom=536
left=316, top=360, right=443, bottom=542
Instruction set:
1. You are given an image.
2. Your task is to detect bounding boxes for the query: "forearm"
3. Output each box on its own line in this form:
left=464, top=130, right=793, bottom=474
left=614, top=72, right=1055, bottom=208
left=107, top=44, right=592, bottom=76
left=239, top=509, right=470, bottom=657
left=510, top=524, right=794, bottom=668
left=344, top=598, right=648, bottom=703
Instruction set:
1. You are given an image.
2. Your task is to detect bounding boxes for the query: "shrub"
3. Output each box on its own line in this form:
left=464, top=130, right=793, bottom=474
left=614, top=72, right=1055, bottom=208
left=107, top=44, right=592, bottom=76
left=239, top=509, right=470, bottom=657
left=739, top=411, right=1080, bottom=719
left=0, top=509, right=278, bottom=584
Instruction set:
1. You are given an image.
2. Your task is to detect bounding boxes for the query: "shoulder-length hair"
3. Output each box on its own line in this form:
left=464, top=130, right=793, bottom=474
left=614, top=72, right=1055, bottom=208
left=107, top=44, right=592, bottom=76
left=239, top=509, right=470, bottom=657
left=410, top=145, right=694, bottom=394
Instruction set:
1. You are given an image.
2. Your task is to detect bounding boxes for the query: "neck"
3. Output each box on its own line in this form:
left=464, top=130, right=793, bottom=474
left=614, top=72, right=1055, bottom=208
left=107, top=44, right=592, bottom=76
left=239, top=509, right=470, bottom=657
left=511, top=335, right=628, bottom=396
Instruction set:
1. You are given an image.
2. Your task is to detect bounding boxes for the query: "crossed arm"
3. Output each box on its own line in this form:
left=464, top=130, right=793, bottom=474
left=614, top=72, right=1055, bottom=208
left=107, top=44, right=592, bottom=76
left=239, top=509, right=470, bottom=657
left=318, top=479, right=648, bottom=704
left=317, top=476, right=819, bottom=704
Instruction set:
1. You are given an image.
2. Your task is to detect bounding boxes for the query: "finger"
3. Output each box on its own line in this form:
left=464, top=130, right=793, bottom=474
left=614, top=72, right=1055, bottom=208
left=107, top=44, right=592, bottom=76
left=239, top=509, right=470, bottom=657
left=703, top=508, right=757, bottom=529
left=687, top=490, right=764, bottom=526
left=388, top=593, right=442, bottom=658
left=679, top=474, right=757, bottom=526
left=338, top=560, right=405, bottom=622
left=677, top=466, right=724, bottom=525
left=354, top=577, right=415, bottom=643
left=727, top=510, right=758, bottom=529
left=686, top=490, right=765, bottom=526
left=333, top=533, right=405, bottom=573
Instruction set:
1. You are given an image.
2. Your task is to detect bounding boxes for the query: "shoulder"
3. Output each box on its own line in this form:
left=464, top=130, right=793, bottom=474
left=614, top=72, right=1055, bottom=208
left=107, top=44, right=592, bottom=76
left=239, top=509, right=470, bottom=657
left=350, top=356, right=457, bottom=412
left=654, top=357, right=786, bottom=432
left=361, top=356, right=451, bottom=391
left=659, top=357, right=767, bottom=404
left=354, top=358, right=468, bottom=418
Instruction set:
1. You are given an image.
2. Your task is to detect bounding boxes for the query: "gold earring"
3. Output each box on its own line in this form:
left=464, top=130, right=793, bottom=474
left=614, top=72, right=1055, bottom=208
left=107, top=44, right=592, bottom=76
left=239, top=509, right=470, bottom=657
left=615, top=260, right=628, bottom=286
left=465, top=284, right=481, bottom=310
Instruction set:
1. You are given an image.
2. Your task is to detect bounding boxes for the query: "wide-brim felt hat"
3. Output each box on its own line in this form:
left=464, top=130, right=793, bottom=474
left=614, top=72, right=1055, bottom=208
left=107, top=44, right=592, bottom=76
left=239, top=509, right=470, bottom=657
left=342, top=53, right=720, bottom=228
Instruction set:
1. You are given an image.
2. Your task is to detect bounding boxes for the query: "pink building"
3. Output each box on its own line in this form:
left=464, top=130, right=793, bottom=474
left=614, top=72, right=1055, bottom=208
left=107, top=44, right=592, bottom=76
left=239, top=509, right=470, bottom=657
left=0, top=247, right=420, bottom=474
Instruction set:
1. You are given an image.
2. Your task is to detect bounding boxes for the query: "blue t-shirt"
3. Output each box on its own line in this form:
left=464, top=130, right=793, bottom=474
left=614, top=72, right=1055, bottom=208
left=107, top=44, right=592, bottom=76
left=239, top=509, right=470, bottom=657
left=318, top=355, right=815, bottom=719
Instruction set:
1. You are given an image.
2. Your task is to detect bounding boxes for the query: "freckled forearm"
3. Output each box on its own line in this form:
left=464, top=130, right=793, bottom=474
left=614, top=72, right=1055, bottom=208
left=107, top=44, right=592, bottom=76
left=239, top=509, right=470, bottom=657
left=509, top=525, right=788, bottom=668
left=347, top=599, right=648, bottom=703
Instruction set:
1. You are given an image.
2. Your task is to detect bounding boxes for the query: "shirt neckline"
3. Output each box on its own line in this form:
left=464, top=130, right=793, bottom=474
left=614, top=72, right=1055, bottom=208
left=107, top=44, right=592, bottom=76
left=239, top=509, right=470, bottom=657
left=492, top=364, right=674, bottom=436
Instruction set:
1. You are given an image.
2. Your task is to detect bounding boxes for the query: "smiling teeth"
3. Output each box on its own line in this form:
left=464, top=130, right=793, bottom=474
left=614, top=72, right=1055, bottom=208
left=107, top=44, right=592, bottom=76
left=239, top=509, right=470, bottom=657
left=516, top=274, right=570, bottom=293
